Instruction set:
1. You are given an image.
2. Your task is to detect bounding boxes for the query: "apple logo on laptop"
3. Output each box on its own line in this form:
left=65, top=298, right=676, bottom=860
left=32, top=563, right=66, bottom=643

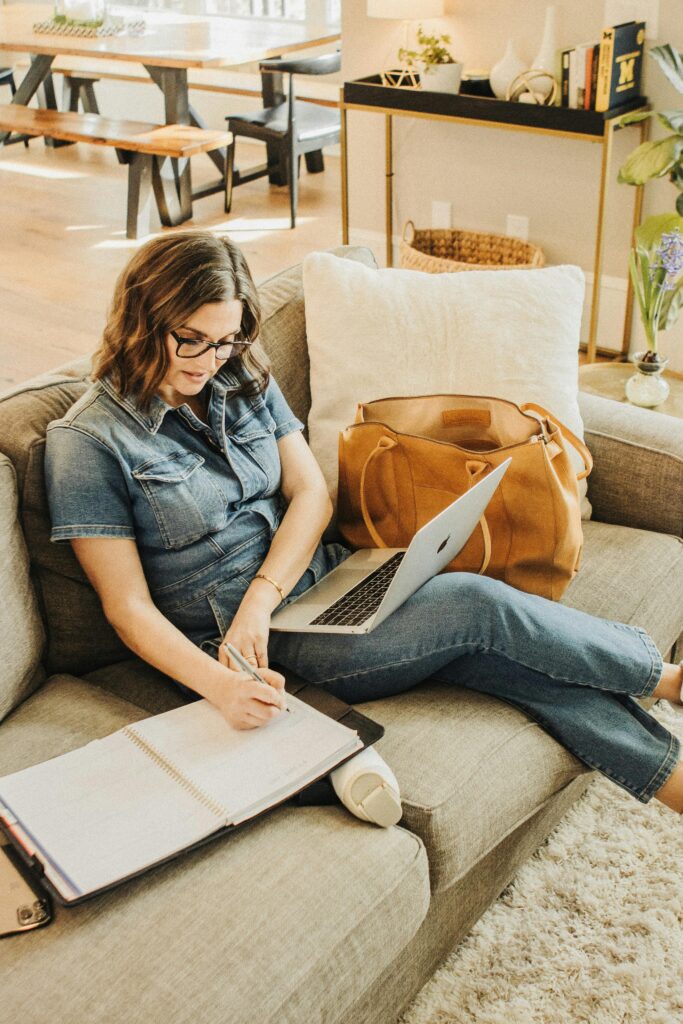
left=437, top=536, right=450, bottom=553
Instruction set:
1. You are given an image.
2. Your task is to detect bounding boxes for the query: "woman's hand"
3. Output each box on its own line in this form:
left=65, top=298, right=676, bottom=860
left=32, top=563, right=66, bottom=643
left=213, top=662, right=286, bottom=731
left=218, top=588, right=274, bottom=670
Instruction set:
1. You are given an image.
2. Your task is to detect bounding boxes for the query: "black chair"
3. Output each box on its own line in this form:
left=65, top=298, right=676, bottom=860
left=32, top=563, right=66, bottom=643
left=225, top=51, right=341, bottom=228
left=0, top=68, right=29, bottom=147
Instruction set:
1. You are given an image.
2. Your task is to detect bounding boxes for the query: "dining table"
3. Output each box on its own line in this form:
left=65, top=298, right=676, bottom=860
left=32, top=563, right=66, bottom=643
left=0, top=2, right=340, bottom=205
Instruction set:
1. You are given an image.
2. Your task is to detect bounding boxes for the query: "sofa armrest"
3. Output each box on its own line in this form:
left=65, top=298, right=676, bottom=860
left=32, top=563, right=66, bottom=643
left=579, top=391, right=683, bottom=536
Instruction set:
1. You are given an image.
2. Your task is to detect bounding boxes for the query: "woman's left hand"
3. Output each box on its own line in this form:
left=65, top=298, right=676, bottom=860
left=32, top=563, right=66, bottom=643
left=219, top=599, right=271, bottom=670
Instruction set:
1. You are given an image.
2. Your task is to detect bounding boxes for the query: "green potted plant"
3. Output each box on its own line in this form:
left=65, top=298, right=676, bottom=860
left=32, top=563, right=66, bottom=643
left=625, top=213, right=683, bottom=407
left=617, top=44, right=683, bottom=215
left=399, top=25, right=463, bottom=94
left=616, top=44, right=683, bottom=406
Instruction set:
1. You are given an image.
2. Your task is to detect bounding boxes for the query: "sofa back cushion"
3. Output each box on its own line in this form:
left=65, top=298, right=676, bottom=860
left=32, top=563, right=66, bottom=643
left=0, top=246, right=377, bottom=678
left=0, top=455, right=45, bottom=721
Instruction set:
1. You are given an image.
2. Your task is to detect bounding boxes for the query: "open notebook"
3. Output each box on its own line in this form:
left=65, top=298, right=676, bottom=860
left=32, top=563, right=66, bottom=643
left=0, top=693, right=363, bottom=905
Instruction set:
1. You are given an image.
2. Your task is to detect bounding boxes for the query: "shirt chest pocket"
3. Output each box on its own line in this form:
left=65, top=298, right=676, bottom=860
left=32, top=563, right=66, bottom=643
left=132, top=451, right=228, bottom=550
left=227, top=408, right=281, bottom=495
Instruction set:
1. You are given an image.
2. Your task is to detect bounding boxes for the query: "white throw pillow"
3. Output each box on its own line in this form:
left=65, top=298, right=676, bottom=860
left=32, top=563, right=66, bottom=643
left=302, top=253, right=590, bottom=518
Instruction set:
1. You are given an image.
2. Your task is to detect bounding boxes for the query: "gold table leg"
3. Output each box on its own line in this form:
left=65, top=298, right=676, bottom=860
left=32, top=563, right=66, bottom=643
left=620, top=116, right=649, bottom=358
left=587, top=120, right=614, bottom=363
left=385, top=113, right=393, bottom=268
left=340, top=93, right=349, bottom=246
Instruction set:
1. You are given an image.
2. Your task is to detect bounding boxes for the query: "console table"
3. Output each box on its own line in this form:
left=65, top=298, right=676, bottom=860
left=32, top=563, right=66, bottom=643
left=340, top=76, right=649, bottom=362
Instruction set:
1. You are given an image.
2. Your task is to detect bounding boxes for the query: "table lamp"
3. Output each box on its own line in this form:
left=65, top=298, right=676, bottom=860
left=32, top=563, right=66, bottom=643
left=367, top=0, right=446, bottom=88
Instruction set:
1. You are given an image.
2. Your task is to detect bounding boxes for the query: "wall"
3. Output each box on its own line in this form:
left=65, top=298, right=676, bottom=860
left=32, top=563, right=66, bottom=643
left=342, top=0, right=683, bottom=365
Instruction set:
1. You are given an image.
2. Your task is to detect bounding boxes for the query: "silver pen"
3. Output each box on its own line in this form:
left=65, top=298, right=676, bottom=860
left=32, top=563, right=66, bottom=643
left=223, top=642, right=289, bottom=713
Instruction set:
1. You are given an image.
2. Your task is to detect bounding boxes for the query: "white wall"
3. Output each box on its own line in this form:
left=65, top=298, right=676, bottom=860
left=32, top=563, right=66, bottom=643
left=342, top=0, right=683, bottom=365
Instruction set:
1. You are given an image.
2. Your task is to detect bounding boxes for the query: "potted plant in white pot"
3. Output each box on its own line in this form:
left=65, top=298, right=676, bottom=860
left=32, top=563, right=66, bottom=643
left=625, top=213, right=683, bottom=407
left=400, top=26, right=463, bottom=94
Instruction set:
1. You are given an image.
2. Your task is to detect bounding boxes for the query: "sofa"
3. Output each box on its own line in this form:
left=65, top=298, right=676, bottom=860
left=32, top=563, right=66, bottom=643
left=2, top=245, right=683, bottom=1024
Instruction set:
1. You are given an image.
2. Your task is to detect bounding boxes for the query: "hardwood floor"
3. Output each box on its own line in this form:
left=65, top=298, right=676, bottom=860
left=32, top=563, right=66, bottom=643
left=1, top=137, right=343, bottom=392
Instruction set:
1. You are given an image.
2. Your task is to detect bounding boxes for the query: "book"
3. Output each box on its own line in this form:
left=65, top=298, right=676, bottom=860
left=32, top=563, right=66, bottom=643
left=587, top=43, right=600, bottom=110
left=595, top=20, right=646, bottom=113
left=571, top=42, right=591, bottom=108
left=582, top=43, right=597, bottom=110
left=0, top=692, right=366, bottom=904
left=560, top=47, right=572, bottom=107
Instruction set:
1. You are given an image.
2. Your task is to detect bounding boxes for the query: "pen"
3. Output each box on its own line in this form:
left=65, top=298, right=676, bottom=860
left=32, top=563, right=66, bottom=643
left=223, top=643, right=289, bottom=713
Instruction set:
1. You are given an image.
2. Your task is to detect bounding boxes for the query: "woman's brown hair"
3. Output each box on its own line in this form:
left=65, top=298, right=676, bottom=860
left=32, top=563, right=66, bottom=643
left=93, top=231, right=268, bottom=410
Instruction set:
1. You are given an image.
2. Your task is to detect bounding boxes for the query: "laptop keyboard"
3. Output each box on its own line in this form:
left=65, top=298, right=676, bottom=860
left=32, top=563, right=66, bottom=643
left=310, top=552, right=406, bottom=627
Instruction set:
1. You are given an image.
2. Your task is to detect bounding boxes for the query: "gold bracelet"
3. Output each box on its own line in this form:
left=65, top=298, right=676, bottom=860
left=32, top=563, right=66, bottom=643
left=253, top=573, right=286, bottom=604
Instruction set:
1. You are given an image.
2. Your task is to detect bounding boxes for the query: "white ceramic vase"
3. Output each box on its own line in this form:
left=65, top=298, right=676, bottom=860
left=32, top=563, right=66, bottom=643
left=420, top=61, right=463, bottom=94
left=531, top=5, right=558, bottom=99
left=489, top=40, right=526, bottom=100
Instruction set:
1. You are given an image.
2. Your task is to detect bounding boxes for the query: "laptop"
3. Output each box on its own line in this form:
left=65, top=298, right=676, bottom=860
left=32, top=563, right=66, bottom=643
left=271, top=458, right=510, bottom=635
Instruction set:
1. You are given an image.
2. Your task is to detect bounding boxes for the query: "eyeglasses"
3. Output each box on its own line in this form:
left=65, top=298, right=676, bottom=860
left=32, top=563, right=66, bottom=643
left=170, top=330, right=252, bottom=361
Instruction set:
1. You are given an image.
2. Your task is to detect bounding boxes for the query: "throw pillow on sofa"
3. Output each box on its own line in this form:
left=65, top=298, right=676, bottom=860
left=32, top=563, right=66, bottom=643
left=302, top=254, right=590, bottom=517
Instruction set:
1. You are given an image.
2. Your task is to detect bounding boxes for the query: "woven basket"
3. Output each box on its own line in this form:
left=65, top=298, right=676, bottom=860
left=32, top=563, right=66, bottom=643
left=399, top=220, right=544, bottom=273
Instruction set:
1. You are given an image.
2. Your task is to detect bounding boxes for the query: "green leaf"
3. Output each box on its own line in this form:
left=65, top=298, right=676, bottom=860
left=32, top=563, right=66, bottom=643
left=650, top=44, right=683, bottom=94
left=629, top=249, right=648, bottom=324
left=634, top=212, right=683, bottom=250
left=619, top=109, right=655, bottom=126
left=656, top=110, right=683, bottom=133
left=677, top=192, right=683, bottom=216
left=639, top=248, right=652, bottom=309
left=617, top=136, right=682, bottom=185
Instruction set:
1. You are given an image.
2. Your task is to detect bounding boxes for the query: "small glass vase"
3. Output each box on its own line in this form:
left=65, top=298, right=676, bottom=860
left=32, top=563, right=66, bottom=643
left=624, top=351, right=670, bottom=408
left=54, top=0, right=106, bottom=27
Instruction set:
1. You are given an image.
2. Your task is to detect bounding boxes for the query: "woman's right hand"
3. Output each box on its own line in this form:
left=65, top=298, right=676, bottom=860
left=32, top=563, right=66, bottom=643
left=212, top=664, right=287, bottom=730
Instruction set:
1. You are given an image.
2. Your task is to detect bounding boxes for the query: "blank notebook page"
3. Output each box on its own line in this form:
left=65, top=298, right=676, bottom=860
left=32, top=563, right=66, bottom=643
left=0, top=733, right=225, bottom=897
left=130, top=695, right=361, bottom=823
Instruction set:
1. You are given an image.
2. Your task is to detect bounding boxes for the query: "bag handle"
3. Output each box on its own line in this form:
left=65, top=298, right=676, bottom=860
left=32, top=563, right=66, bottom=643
left=359, top=437, right=492, bottom=574
left=359, top=437, right=403, bottom=548
left=520, top=402, right=593, bottom=481
left=402, top=220, right=416, bottom=245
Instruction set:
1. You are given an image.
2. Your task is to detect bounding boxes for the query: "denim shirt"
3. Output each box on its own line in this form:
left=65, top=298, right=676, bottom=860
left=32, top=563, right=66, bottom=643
left=45, top=364, right=343, bottom=647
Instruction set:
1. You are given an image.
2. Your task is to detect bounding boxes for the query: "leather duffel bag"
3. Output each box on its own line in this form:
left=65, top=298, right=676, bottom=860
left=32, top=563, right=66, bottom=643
left=337, top=394, right=592, bottom=601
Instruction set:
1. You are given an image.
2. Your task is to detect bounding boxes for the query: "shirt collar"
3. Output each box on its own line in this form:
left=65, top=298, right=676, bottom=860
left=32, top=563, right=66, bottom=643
left=99, top=368, right=243, bottom=435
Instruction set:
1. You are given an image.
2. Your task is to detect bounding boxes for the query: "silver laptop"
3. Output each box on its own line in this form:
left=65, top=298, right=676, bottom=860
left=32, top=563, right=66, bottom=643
left=271, top=459, right=510, bottom=635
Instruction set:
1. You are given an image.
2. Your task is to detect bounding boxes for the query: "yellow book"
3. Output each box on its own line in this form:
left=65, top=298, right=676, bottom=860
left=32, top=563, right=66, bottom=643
left=595, top=26, right=615, bottom=112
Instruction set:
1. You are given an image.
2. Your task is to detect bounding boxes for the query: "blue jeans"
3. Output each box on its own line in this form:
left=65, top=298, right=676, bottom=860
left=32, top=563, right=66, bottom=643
left=269, top=572, right=681, bottom=804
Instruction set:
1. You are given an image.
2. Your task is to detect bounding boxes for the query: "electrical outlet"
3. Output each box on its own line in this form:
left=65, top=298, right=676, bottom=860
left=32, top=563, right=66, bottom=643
left=603, top=0, right=658, bottom=39
left=431, top=201, right=452, bottom=229
left=506, top=214, right=529, bottom=241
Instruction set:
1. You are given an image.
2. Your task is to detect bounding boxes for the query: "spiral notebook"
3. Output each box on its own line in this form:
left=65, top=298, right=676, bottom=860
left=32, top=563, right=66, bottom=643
left=0, top=686, right=370, bottom=906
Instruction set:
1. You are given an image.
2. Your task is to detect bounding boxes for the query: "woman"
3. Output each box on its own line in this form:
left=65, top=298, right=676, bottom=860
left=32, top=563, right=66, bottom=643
left=45, top=231, right=683, bottom=815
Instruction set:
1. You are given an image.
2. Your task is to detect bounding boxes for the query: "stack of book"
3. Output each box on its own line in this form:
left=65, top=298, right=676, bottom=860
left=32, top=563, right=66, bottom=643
left=560, top=20, right=645, bottom=111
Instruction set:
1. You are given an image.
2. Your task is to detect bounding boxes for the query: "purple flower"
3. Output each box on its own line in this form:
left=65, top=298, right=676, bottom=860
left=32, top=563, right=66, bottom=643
left=649, top=228, right=683, bottom=290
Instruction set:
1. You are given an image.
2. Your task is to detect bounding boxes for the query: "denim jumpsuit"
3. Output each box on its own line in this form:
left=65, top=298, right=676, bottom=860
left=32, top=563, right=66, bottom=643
left=45, top=365, right=680, bottom=804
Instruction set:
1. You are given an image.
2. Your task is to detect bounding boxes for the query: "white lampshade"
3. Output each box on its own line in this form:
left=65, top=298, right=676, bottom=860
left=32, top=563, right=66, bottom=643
left=367, top=1, right=445, bottom=20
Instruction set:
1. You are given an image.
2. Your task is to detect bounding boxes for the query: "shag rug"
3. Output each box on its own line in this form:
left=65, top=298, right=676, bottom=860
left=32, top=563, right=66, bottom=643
left=400, top=703, right=683, bottom=1024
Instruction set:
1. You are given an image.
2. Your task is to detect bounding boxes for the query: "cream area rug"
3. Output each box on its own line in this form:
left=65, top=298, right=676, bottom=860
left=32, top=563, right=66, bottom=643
left=400, top=703, right=683, bottom=1024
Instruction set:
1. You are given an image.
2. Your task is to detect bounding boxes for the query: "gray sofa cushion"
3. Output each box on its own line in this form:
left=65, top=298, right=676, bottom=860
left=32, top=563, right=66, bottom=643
left=0, top=247, right=377, bottom=678
left=0, top=455, right=45, bottom=722
left=580, top=390, right=683, bottom=536
left=562, top=519, right=683, bottom=655
left=357, top=518, right=683, bottom=893
left=362, top=685, right=586, bottom=893
left=0, top=675, right=429, bottom=1024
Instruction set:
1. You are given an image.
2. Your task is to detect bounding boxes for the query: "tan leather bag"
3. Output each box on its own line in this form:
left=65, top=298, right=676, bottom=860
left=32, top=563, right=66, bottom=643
left=337, top=394, right=593, bottom=602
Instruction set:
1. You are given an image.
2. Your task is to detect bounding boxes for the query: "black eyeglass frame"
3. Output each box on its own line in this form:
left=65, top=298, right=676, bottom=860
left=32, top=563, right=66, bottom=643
left=170, top=330, right=252, bottom=361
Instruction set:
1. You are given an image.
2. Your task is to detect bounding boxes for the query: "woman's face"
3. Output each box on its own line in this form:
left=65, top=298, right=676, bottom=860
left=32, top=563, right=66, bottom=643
left=158, top=299, right=244, bottom=407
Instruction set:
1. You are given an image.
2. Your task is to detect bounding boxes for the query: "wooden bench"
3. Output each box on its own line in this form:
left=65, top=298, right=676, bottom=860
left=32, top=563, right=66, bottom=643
left=0, top=104, right=232, bottom=238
